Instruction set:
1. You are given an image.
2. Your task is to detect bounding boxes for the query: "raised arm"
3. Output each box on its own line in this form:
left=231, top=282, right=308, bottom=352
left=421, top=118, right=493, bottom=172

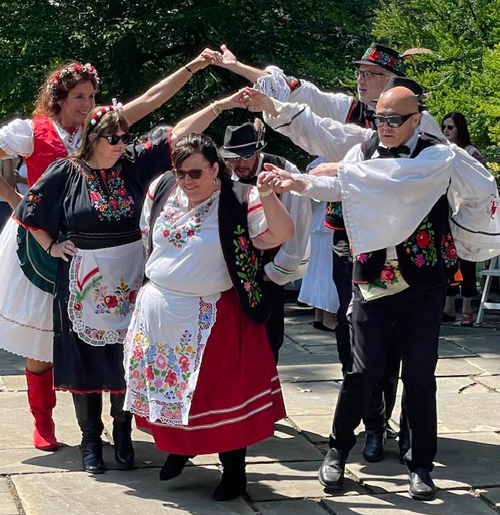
left=171, top=89, right=248, bottom=145
left=240, top=87, right=373, bottom=161
left=206, top=45, right=269, bottom=83
left=121, top=51, right=216, bottom=126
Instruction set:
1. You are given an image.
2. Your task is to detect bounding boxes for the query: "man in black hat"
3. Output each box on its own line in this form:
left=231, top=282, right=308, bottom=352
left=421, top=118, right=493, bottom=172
left=204, top=43, right=437, bottom=460
left=173, top=101, right=312, bottom=362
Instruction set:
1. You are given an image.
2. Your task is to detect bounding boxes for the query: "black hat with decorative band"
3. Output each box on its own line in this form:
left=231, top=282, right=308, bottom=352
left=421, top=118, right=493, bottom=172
left=354, top=43, right=405, bottom=77
left=220, top=119, right=267, bottom=159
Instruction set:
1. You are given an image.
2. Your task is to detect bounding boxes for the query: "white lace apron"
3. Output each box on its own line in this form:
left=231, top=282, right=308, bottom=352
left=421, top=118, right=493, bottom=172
left=68, top=239, right=145, bottom=346
left=124, top=185, right=269, bottom=426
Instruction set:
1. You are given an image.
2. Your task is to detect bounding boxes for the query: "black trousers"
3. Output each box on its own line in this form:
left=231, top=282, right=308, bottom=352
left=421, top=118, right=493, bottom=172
left=330, top=285, right=445, bottom=470
left=332, top=250, right=400, bottom=431
left=265, top=282, right=286, bottom=364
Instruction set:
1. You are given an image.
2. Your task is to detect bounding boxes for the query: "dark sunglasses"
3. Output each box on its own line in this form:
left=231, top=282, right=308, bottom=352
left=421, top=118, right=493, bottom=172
left=373, top=113, right=418, bottom=128
left=173, top=167, right=209, bottom=180
left=226, top=151, right=257, bottom=161
left=100, top=133, right=132, bottom=145
left=442, top=124, right=455, bottom=131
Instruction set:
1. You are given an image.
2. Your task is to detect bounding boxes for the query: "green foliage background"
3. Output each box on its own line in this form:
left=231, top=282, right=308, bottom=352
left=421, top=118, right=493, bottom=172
left=0, top=0, right=499, bottom=175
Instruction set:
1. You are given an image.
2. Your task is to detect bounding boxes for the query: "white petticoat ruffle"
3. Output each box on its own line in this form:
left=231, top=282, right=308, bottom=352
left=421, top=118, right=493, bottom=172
left=0, top=217, right=54, bottom=362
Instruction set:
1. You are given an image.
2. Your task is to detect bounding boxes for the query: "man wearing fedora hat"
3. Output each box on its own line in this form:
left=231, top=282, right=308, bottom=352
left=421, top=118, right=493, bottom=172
left=173, top=105, right=312, bottom=362
left=204, top=43, right=440, bottom=461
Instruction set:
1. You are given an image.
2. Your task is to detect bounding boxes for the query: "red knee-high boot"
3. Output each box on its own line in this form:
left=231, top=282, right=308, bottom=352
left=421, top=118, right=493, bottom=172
left=25, top=368, right=58, bottom=451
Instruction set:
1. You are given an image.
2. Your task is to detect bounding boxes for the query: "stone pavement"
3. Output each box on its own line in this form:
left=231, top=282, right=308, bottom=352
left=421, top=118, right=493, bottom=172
left=0, top=305, right=499, bottom=515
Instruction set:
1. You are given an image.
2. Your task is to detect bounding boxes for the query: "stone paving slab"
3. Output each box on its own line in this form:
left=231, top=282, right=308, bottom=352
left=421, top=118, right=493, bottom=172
left=255, top=499, right=330, bottom=515
left=464, top=357, right=500, bottom=376
left=0, top=375, right=27, bottom=391
left=478, top=375, right=500, bottom=391
left=478, top=487, right=500, bottom=509
left=322, top=489, right=498, bottom=515
left=343, top=432, right=500, bottom=494
left=0, top=478, right=18, bottom=515
left=277, top=363, right=344, bottom=383
left=443, top=335, right=500, bottom=358
left=435, top=358, right=486, bottom=377
left=281, top=381, right=339, bottom=416
left=245, top=460, right=366, bottom=501
left=0, top=350, right=25, bottom=376
left=0, top=391, right=114, bottom=449
left=12, top=468, right=255, bottom=515
left=438, top=339, right=478, bottom=358
left=285, top=324, right=337, bottom=347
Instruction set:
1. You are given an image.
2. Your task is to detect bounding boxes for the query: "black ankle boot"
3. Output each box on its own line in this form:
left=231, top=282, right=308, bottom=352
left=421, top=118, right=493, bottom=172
left=362, top=430, right=385, bottom=462
left=81, top=438, right=105, bottom=474
left=318, top=448, right=349, bottom=488
left=110, top=394, right=134, bottom=470
left=72, top=394, right=105, bottom=474
left=160, top=454, right=191, bottom=481
left=213, top=448, right=247, bottom=501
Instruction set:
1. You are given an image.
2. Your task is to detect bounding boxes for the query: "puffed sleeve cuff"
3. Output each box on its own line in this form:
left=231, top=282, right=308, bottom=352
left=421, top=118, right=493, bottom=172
left=262, top=98, right=307, bottom=130
left=0, top=119, right=34, bottom=157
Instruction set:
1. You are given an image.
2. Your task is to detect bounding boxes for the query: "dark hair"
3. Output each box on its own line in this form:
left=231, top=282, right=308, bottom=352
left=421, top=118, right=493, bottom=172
left=72, top=107, right=129, bottom=161
left=33, top=61, right=100, bottom=119
left=441, top=111, right=471, bottom=149
left=172, top=134, right=227, bottom=177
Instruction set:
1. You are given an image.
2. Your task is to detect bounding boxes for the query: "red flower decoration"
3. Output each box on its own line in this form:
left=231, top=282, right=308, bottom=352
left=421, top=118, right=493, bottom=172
left=129, top=290, right=137, bottom=304
left=416, top=231, right=430, bottom=248
left=145, top=365, right=154, bottom=380
left=104, top=295, right=118, bottom=308
left=238, top=236, right=248, bottom=250
left=447, top=245, right=457, bottom=259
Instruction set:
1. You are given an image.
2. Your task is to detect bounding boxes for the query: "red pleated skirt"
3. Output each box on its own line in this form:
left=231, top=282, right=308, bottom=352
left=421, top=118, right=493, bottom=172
left=134, top=288, right=286, bottom=455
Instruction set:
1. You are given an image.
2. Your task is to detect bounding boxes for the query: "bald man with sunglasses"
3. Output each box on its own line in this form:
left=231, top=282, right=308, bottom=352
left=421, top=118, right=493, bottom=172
left=256, top=84, right=500, bottom=501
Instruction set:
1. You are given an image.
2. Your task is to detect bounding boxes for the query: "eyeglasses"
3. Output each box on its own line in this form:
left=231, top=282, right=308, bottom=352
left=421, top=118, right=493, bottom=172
left=225, top=151, right=257, bottom=161
left=373, top=113, right=418, bottom=128
left=355, top=70, right=389, bottom=80
left=173, top=166, right=210, bottom=180
left=100, top=133, right=132, bottom=145
left=442, top=124, right=455, bottom=131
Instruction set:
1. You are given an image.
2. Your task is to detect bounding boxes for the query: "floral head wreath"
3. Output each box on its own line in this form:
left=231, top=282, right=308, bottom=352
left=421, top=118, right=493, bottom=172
left=48, top=63, right=100, bottom=93
left=88, top=99, right=123, bottom=133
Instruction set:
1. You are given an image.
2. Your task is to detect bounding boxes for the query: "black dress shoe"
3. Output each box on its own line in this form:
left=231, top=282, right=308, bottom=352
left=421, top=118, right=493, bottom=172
left=362, top=430, right=385, bottom=462
left=213, top=470, right=247, bottom=501
left=159, top=454, right=191, bottom=481
left=408, top=467, right=436, bottom=501
left=318, top=448, right=349, bottom=488
left=398, top=429, right=411, bottom=464
left=81, top=440, right=105, bottom=474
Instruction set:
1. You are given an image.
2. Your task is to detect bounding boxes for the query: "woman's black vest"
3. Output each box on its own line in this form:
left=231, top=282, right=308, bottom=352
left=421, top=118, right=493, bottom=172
left=324, top=100, right=375, bottom=233
left=149, top=173, right=271, bottom=324
left=352, top=134, right=459, bottom=288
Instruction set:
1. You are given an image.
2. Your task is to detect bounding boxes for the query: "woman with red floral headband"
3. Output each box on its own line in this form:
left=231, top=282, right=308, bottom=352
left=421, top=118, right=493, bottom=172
left=0, top=52, right=213, bottom=455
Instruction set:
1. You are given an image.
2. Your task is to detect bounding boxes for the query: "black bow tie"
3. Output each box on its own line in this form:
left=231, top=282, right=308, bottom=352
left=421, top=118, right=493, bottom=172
left=376, top=145, right=411, bottom=158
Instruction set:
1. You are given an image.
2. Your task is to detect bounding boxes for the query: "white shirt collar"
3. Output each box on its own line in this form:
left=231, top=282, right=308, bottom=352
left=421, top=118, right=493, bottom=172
left=375, top=130, right=420, bottom=158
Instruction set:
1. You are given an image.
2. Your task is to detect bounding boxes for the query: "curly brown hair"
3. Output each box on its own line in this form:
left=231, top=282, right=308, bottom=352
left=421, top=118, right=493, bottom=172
left=32, top=61, right=100, bottom=119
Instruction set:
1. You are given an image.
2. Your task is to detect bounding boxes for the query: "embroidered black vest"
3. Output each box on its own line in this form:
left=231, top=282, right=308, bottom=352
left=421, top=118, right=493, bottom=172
left=352, top=133, right=459, bottom=288
left=239, top=153, right=287, bottom=267
left=324, top=100, right=375, bottom=233
left=149, top=173, right=271, bottom=324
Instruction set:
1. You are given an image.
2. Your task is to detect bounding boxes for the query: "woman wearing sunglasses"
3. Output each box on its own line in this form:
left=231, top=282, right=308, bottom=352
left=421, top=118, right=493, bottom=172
left=122, top=133, right=293, bottom=501
left=0, top=51, right=215, bottom=454
left=13, top=104, right=190, bottom=475
left=441, top=112, right=485, bottom=326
